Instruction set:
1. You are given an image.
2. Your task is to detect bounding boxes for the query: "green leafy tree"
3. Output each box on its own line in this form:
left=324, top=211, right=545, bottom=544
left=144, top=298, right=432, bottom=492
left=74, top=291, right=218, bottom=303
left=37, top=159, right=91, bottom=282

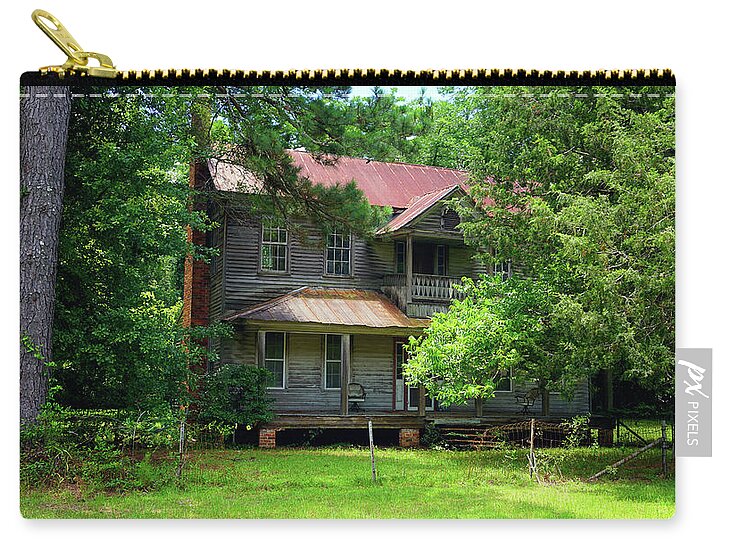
left=411, top=86, right=675, bottom=410
left=53, top=90, right=212, bottom=409
left=405, top=275, right=594, bottom=413
left=53, top=86, right=413, bottom=411
left=336, top=86, right=434, bottom=162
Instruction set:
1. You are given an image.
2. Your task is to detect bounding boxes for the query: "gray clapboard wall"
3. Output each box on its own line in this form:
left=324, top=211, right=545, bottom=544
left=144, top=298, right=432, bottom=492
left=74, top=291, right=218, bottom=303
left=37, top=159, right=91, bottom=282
left=218, top=211, right=486, bottom=316
left=222, top=216, right=393, bottom=315
left=208, top=210, right=225, bottom=322
left=220, top=328, right=589, bottom=417
left=410, top=203, right=462, bottom=234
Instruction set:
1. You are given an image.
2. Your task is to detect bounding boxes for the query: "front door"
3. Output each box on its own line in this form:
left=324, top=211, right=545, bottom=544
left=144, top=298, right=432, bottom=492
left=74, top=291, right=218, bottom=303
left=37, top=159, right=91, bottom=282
left=395, top=340, right=435, bottom=411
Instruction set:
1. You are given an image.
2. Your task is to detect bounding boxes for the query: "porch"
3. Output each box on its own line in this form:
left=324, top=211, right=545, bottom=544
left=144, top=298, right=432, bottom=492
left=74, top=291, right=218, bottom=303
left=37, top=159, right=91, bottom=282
left=382, top=273, right=465, bottom=317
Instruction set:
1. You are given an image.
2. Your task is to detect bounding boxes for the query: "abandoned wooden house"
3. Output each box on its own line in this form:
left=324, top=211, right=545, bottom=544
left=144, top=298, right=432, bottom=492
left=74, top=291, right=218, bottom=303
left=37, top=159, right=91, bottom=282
left=183, top=151, right=590, bottom=447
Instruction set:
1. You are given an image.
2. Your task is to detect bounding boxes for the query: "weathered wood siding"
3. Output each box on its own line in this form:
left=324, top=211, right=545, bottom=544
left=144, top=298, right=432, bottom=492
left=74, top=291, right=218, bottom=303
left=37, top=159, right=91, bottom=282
left=441, top=380, right=590, bottom=416
left=220, top=328, right=590, bottom=417
left=351, top=334, right=394, bottom=412
left=412, top=206, right=461, bottom=234
left=208, top=210, right=225, bottom=323
left=223, top=216, right=393, bottom=315
left=221, top=330, right=394, bottom=413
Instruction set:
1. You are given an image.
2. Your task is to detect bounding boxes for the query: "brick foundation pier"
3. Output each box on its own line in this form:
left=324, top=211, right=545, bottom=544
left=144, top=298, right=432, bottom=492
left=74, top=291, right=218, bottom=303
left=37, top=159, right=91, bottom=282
left=399, top=428, right=420, bottom=448
left=259, top=428, right=277, bottom=448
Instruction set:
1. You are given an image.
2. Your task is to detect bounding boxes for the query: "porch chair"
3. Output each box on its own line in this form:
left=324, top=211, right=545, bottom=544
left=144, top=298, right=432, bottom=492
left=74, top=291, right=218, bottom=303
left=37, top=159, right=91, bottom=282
left=347, top=382, right=366, bottom=412
left=515, top=388, right=541, bottom=415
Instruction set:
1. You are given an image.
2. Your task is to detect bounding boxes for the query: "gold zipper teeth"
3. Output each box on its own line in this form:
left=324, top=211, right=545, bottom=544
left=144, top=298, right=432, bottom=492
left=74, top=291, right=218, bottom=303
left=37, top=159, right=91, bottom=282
left=113, top=68, right=674, bottom=82
left=25, top=67, right=675, bottom=86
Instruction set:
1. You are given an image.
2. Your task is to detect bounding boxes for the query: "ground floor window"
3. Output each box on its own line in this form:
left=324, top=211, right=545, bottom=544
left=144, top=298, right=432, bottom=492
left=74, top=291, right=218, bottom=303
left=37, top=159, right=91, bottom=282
left=264, top=332, right=286, bottom=388
left=324, top=334, right=342, bottom=389
left=495, top=367, right=512, bottom=392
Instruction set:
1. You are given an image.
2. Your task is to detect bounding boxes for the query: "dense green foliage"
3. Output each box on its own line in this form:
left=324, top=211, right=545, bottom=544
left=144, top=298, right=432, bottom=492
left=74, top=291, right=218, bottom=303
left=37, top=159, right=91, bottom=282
left=53, top=86, right=407, bottom=412
left=406, top=275, right=593, bottom=405
left=197, top=364, right=274, bottom=428
left=332, top=87, right=434, bottom=162
left=20, top=398, right=184, bottom=492
left=406, top=86, right=675, bottom=410
left=21, top=446, right=675, bottom=519
left=54, top=91, right=224, bottom=410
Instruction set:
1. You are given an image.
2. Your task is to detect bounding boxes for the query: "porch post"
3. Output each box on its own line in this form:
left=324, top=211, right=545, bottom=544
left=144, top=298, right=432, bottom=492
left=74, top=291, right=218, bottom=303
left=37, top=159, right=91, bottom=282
left=406, top=234, right=413, bottom=305
left=474, top=397, right=483, bottom=417
left=257, top=330, right=266, bottom=369
left=418, top=385, right=426, bottom=417
left=340, top=334, right=351, bottom=415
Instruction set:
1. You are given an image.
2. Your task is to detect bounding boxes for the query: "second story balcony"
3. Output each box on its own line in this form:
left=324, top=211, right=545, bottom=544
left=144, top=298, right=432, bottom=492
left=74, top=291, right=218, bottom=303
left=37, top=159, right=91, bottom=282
left=380, top=236, right=480, bottom=318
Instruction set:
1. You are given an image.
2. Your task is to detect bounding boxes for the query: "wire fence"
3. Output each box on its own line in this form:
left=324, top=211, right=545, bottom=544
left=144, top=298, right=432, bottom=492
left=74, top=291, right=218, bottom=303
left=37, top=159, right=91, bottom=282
left=435, top=417, right=673, bottom=450
left=433, top=416, right=674, bottom=480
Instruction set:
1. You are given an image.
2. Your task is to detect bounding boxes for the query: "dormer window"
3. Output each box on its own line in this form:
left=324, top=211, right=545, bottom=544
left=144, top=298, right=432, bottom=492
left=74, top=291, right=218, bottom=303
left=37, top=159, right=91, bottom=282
left=261, top=224, right=288, bottom=272
left=325, top=231, right=351, bottom=276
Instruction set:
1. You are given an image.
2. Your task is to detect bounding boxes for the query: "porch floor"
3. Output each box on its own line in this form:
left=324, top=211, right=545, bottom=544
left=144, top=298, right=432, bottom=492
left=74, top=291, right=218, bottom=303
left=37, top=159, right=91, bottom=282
left=263, top=412, right=574, bottom=430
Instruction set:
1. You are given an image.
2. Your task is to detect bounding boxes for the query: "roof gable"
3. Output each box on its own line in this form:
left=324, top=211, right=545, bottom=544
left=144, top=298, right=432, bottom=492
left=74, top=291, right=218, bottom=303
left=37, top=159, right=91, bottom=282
left=377, top=184, right=466, bottom=235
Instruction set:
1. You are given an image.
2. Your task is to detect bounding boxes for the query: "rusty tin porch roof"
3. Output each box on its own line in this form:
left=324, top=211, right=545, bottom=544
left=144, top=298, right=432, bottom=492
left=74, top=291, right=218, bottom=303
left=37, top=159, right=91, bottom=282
left=224, top=287, right=429, bottom=331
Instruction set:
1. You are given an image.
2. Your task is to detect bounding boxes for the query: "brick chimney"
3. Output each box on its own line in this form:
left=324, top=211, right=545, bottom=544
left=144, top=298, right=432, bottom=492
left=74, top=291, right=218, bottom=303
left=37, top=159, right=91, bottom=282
left=182, top=161, right=211, bottom=351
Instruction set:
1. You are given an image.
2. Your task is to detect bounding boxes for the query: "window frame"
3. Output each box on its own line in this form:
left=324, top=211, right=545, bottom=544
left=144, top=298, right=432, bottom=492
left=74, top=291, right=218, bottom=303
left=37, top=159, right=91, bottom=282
left=324, top=230, right=352, bottom=277
left=435, top=244, right=447, bottom=276
left=259, top=223, right=289, bottom=274
left=495, top=367, right=513, bottom=393
left=395, top=240, right=406, bottom=275
left=263, top=331, right=287, bottom=390
left=494, top=259, right=512, bottom=281
left=323, top=333, right=343, bottom=390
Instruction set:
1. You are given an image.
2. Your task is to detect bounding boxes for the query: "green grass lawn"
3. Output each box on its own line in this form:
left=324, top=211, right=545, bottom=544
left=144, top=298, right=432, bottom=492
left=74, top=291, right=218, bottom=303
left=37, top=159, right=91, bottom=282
left=20, top=446, right=675, bottom=519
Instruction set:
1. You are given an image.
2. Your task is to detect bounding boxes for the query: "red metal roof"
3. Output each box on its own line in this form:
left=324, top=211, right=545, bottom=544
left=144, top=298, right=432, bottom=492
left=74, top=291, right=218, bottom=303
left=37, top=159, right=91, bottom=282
left=209, top=150, right=469, bottom=208
left=224, top=287, right=429, bottom=331
left=377, top=184, right=463, bottom=234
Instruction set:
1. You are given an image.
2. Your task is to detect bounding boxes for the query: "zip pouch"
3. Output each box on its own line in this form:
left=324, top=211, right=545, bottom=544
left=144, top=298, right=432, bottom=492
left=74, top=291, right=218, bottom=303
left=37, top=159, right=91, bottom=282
left=20, top=9, right=676, bottom=519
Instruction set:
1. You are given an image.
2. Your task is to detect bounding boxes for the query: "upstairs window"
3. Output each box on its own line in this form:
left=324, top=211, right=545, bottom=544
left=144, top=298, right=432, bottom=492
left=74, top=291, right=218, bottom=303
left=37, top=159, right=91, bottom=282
left=436, top=245, right=447, bottom=276
left=324, top=334, right=343, bottom=389
left=395, top=241, right=406, bottom=274
left=261, top=224, right=288, bottom=272
left=325, top=231, right=351, bottom=275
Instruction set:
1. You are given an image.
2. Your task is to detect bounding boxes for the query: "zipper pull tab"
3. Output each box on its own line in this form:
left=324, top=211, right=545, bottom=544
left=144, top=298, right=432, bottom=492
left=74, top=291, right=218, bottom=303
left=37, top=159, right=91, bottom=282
left=32, top=9, right=117, bottom=78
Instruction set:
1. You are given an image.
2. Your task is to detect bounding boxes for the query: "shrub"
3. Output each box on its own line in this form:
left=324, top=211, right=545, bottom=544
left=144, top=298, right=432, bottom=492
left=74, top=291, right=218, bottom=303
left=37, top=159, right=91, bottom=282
left=197, top=363, right=274, bottom=432
left=20, top=404, right=181, bottom=492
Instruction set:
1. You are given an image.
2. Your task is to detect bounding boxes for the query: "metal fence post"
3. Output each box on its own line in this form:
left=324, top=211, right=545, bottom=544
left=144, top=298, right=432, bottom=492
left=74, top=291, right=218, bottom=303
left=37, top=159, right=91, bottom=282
left=661, top=419, right=668, bottom=476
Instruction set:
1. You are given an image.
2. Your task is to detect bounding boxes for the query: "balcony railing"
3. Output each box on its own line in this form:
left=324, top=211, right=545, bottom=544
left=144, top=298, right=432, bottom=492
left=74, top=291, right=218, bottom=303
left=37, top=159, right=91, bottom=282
left=412, top=274, right=465, bottom=302
left=383, top=274, right=465, bottom=304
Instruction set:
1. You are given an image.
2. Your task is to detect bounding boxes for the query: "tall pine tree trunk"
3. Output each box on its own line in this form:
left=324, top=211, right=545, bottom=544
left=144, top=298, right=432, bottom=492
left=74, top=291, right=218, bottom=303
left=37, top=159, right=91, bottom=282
left=20, top=85, right=71, bottom=424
